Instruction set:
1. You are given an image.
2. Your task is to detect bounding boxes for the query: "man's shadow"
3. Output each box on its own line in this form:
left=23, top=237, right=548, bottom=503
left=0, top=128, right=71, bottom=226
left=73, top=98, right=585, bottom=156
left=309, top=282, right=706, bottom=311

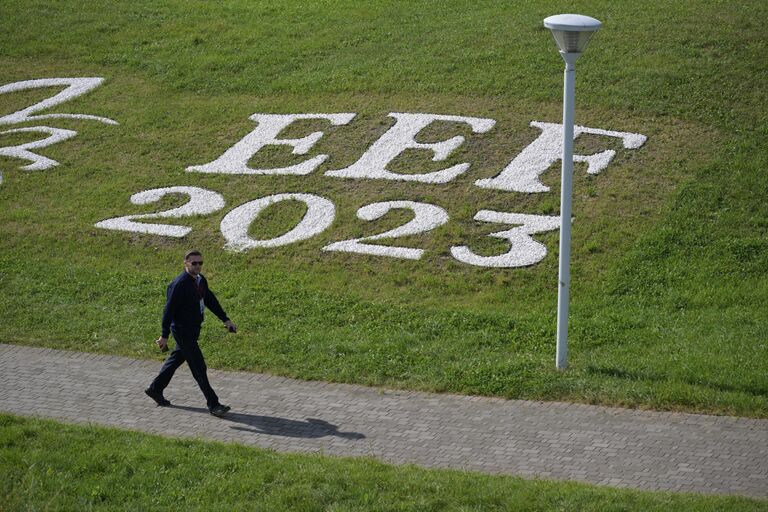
left=171, top=405, right=365, bottom=440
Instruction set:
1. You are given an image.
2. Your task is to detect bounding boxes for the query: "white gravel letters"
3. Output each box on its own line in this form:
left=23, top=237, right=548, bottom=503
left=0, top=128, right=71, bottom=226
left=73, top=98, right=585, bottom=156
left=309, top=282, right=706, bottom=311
left=0, top=126, right=77, bottom=171
left=3, top=76, right=643, bottom=270
left=0, top=78, right=117, bottom=126
left=323, top=201, right=450, bottom=260
left=0, top=77, right=117, bottom=184
left=450, top=210, right=562, bottom=267
left=221, top=193, right=336, bottom=251
left=95, top=186, right=225, bottom=237
left=187, top=113, right=356, bottom=175
left=325, top=113, right=496, bottom=183
left=475, top=121, right=647, bottom=192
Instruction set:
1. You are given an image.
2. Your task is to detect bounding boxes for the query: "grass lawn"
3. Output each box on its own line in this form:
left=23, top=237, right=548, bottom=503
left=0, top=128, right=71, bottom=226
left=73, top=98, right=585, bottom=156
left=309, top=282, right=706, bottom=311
left=2, top=414, right=765, bottom=511
left=0, top=0, right=766, bottom=418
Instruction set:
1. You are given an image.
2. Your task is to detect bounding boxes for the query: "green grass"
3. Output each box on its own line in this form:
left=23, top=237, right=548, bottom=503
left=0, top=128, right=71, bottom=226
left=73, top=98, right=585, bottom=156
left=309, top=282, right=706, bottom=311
left=1, top=414, right=765, bottom=511
left=1, top=0, right=767, bottom=417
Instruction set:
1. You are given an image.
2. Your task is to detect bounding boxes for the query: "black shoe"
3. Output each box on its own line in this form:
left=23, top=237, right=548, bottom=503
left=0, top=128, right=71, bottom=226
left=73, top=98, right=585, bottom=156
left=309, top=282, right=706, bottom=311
left=209, top=404, right=231, bottom=417
left=145, top=387, right=170, bottom=407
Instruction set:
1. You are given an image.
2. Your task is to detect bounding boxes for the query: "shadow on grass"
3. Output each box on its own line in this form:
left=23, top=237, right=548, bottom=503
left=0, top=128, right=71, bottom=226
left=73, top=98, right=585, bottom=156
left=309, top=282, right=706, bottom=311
left=586, top=366, right=768, bottom=397
left=171, top=405, right=366, bottom=440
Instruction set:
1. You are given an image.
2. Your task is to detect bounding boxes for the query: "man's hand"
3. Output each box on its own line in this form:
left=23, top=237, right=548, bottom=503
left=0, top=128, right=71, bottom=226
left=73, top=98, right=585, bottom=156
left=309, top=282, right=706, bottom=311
left=156, top=337, right=169, bottom=352
left=224, top=320, right=238, bottom=334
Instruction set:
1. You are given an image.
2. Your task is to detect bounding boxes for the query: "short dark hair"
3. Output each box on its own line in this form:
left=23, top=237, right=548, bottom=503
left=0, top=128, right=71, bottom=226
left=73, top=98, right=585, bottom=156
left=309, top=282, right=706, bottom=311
left=184, top=250, right=202, bottom=261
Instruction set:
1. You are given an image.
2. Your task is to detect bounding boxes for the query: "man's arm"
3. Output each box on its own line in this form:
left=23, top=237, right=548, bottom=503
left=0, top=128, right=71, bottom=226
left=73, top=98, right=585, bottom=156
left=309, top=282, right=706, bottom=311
left=156, top=281, right=178, bottom=349
left=161, top=282, right=177, bottom=338
left=204, top=283, right=237, bottom=333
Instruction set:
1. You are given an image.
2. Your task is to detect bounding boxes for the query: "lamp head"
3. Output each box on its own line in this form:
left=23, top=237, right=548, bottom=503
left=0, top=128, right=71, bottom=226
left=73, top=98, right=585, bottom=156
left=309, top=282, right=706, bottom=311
left=544, top=14, right=602, bottom=55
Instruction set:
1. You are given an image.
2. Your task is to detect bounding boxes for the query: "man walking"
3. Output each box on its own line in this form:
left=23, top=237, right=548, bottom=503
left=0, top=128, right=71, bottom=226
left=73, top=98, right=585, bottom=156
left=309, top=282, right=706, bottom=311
left=145, top=250, right=237, bottom=417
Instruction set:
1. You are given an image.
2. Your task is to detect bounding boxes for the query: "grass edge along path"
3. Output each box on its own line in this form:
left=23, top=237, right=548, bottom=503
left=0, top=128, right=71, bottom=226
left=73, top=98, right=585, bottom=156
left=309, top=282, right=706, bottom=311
left=1, top=414, right=766, bottom=511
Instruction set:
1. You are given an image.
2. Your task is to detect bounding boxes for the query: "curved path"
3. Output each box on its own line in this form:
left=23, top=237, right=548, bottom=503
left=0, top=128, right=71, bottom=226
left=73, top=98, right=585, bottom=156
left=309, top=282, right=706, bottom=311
left=1, top=344, right=766, bottom=497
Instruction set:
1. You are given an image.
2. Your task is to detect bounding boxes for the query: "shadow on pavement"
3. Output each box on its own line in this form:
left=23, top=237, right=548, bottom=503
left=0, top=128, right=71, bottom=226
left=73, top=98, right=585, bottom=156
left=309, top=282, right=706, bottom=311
left=170, top=405, right=366, bottom=440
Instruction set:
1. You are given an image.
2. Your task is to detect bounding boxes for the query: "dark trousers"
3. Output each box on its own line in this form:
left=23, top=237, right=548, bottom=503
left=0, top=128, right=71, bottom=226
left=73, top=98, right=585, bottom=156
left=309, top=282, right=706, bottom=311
left=149, top=330, right=219, bottom=409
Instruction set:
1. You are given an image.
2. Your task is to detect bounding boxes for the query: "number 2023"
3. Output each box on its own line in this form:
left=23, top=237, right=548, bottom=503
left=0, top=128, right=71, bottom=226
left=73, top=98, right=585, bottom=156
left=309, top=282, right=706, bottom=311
left=95, top=186, right=562, bottom=268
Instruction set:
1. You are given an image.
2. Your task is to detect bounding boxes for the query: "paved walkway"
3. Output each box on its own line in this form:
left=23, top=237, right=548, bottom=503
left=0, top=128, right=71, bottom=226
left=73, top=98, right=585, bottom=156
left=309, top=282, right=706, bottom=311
left=1, top=344, right=766, bottom=498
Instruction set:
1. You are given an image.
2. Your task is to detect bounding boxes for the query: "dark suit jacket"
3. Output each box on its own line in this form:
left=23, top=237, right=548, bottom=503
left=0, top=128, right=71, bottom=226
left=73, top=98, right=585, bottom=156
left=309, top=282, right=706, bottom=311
left=161, top=271, right=229, bottom=339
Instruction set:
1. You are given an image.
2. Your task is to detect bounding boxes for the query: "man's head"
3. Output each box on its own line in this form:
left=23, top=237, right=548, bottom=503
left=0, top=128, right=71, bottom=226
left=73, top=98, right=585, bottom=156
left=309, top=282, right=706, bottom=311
left=184, top=250, right=204, bottom=276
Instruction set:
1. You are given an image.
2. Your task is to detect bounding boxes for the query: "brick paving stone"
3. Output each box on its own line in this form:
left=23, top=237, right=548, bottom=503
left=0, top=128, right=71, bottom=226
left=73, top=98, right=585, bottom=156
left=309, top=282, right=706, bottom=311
left=0, top=343, right=766, bottom=498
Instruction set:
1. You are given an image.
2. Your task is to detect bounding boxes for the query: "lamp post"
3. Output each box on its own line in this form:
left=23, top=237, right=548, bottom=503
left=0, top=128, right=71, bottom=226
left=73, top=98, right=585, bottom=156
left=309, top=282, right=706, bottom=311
left=543, top=14, right=602, bottom=370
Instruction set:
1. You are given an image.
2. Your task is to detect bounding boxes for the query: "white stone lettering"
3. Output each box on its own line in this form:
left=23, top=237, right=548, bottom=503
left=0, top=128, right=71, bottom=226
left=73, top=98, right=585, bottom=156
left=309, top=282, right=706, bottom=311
left=450, top=210, right=561, bottom=267
left=95, top=186, right=225, bottom=237
left=325, top=112, right=496, bottom=184
left=186, top=113, right=356, bottom=176
left=221, top=193, right=336, bottom=251
left=0, top=126, right=77, bottom=171
left=0, top=78, right=118, bottom=126
left=96, top=185, right=573, bottom=268
left=323, top=201, right=449, bottom=260
left=0, top=77, right=117, bottom=185
left=475, top=121, right=647, bottom=193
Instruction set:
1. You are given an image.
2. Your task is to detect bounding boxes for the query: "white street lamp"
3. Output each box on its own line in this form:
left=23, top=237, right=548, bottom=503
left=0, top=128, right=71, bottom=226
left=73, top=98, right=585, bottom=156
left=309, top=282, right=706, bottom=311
left=543, top=14, right=602, bottom=370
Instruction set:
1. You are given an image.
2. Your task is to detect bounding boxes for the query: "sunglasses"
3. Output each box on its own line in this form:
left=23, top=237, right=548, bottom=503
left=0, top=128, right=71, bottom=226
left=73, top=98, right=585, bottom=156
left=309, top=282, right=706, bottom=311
left=188, top=261, right=204, bottom=266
